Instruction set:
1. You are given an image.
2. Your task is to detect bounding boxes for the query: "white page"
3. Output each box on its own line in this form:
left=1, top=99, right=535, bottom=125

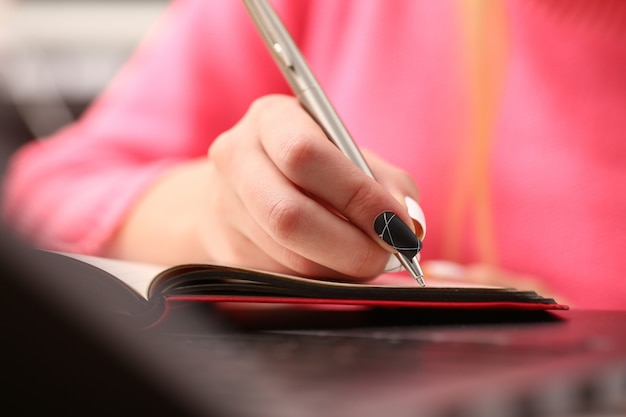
left=54, top=251, right=167, bottom=298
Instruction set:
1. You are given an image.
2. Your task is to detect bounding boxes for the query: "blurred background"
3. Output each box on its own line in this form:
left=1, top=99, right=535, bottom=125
left=0, top=0, right=168, bottom=169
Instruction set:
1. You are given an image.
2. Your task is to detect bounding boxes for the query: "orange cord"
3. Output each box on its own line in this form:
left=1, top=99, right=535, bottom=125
left=443, top=0, right=508, bottom=265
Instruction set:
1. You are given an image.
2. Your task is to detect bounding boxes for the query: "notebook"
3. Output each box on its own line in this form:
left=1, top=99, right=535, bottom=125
left=53, top=251, right=567, bottom=329
left=4, top=243, right=626, bottom=417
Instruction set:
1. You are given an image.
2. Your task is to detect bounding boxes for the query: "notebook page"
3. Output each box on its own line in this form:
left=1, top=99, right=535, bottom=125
left=54, top=251, right=167, bottom=298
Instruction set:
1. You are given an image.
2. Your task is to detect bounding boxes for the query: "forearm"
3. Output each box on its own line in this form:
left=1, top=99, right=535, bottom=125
left=103, top=158, right=213, bottom=266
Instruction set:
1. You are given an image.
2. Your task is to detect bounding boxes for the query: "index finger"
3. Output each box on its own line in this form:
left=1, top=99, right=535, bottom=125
left=257, top=96, right=421, bottom=259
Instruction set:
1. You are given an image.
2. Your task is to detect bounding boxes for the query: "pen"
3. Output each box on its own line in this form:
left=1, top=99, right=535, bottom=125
left=242, top=0, right=425, bottom=286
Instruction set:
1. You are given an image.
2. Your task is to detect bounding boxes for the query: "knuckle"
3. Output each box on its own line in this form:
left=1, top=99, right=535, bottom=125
left=341, top=179, right=377, bottom=214
left=265, top=195, right=303, bottom=243
left=208, top=130, right=234, bottom=166
left=250, top=94, right=295, bottom=116
left=250, top=95, right=274, bottom=111
left=208, top=134, right=225, bottom=158
left=279, top=132, right=318, bottom=174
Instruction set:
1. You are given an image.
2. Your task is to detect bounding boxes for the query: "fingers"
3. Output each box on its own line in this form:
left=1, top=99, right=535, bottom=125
left=364, top=150, right=426, bottom=240
left=209, top=96, right=389, bottom=279
left=209, top=94, right=423, bottom=279
left=254, top=96, right=420, bottom=254
left=235, top=146, right=385, bottom=277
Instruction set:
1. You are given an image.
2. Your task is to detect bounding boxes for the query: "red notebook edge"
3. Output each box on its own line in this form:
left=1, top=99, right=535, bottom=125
left=146, top=295, right=569, bottom=328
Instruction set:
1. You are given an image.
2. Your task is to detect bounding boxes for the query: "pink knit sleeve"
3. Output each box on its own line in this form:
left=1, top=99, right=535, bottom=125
left=1, top=0, right=293, bottom=254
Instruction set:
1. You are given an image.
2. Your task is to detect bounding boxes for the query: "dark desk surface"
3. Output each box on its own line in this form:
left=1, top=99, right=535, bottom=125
left=150, top=308, right=626, bottom=417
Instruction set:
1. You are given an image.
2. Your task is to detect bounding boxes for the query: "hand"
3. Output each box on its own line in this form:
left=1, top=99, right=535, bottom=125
left=106, top=94, right=422, bottom=279
left=198, top=94, right=422, bottom=280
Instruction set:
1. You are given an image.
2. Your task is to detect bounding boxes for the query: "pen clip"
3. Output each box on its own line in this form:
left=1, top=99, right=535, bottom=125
left=246, top=0, right=295, bottom=70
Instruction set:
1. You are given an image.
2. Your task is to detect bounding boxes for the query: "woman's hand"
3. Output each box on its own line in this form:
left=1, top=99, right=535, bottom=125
left=105, top=95, right=423, bottom=281
left=203, top=95, right=422, bottom=280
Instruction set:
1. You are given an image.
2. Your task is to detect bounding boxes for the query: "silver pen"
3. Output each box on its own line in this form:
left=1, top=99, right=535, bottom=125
left=242, top=0, right=425, bottom=286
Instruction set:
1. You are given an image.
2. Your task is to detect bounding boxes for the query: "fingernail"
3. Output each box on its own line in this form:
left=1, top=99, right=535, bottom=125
left=374, top=212, right=422, bottom=259
left=405, top=196, right=426, bottom=240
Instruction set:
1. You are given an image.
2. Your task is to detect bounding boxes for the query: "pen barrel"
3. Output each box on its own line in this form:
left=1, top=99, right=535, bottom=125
left=243, top=0, right=426, bottom=285
left=297, top=86, right=375, bottom=179
left=243, top=0, right=375, bottom=178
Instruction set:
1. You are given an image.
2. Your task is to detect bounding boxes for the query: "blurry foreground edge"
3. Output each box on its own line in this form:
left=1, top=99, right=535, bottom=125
left=0, top=226, right=302, bottom=417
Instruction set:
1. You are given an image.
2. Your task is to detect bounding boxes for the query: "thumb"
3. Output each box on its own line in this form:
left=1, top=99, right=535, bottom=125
left=391, top=192, right=426, bottom=241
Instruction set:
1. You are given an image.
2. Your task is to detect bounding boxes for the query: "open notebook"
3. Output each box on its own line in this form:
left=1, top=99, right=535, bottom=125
left=54, top=251, right=567, bottom=328
left=6, top=243, right=624, bottom=417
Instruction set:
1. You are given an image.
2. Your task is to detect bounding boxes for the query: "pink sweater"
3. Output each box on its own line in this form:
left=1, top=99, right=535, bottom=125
left=3, top=0, right=626, bottom=309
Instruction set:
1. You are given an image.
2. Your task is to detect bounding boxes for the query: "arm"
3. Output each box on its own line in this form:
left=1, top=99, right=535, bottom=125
left=3, top=0, right=424, bottom=281
left=2, top=0, right=287, bottom=254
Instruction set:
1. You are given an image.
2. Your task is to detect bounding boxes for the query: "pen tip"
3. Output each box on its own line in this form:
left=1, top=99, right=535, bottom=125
left=408, top=256, right=426, bottom=287
left=416, top=274, right=426, bottom=287
left=396, top=253, right=426, bottom=287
